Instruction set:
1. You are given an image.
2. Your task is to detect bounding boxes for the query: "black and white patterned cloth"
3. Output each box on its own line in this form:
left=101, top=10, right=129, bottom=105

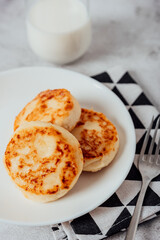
left=52, top=71, right=160, bottom=240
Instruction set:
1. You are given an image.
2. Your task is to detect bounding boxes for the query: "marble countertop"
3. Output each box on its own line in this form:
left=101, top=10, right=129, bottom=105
left=0, top=0, right=160, bottom=239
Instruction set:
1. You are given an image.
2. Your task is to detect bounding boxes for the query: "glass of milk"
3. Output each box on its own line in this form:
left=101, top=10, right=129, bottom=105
left=26, top=0, right=91, bottom=64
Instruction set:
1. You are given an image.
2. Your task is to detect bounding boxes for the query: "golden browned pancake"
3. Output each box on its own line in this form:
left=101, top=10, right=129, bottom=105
left=71, top=108, right=119, bottom=172
left=4, top=121, right=83, bottom=202
left=14, top=89, right=81, bottom=132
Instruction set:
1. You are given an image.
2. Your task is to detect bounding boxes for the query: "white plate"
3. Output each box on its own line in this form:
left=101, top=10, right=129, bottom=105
left=0, top=67, right=136, bottom=226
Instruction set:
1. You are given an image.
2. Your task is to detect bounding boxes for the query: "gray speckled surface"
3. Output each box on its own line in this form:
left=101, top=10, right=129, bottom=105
left=0, top=0, right=160, bottom=239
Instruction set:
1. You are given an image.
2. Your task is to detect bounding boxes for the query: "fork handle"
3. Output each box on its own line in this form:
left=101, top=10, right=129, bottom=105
left=125, top=179, right=150, bottom=240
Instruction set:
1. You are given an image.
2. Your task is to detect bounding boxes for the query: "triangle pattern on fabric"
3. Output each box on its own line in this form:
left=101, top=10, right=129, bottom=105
left=115, top=84, right=142, bottom=106
left=118, top=72, right=136, bottom=84
left=52, top=72, right=160, bottom=240
left=103, top=82, right=115, bottom=90
left=127, top=192, right=139, bottom=206
left=106, top=208, right=131, bottom=237
left=150, top=182, right=160, bottom=197
left=152, top=174, right=160, bottom=181
left=127, top=186, right=160, bottom=206
left=90, top=207, right=124, bottom=236
left=106, top=66, right=127, bottom=83
left=135, top=129, right=146, bottom=144
left=112, top=87, right=129, bottom=105
left=71, top=213, right=101, bottom=235
left=116, top=180, right=141, bottom=206
left=131, top=106, right=159, bottom=129
left=92, top=72, right=113, bottom=83
left=100, top=193, right=123, bottom=207
left=125, top=163, right=142, bottom=181
left=107, top=66, right=126, bottom=83
left=132, top=92, right=153, bottom=106
left=128, top=108, right=145, bottom=129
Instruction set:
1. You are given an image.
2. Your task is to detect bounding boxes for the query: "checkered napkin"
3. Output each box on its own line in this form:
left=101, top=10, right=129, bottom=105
left=52, top=70, right=160, bottom=240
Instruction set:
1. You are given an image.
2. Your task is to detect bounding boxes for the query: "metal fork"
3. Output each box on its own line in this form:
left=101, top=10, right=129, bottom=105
left=125, top=116, right=160, bottom=240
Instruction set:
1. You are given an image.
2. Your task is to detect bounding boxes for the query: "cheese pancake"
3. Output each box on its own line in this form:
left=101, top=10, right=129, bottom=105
left=71, top=108, right=119, bottom=172
left=4, top=121, right=83, bottom=202
left=14, top=89, right=81, bottom=132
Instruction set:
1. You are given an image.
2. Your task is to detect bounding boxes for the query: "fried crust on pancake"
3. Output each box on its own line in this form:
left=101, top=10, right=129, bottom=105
left=71, top=108, right=119, bottom=172
left=4, top=121, right=83, bottom=202
left=14, top=89, right=81, bottom=132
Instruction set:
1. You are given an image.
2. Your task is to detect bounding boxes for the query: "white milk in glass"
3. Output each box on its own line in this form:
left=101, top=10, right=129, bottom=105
left=26, top=0, right=91, bottom=64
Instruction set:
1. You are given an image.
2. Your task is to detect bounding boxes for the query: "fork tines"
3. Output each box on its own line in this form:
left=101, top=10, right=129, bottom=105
left=139, top=116, right=160, bottom=161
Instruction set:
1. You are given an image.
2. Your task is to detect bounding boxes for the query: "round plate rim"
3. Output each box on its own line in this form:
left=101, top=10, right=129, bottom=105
left=0, top=66, right=136, bottom=226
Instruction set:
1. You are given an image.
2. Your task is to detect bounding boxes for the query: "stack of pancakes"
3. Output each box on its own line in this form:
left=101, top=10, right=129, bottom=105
left=4, top=89, right=119, bottom=203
